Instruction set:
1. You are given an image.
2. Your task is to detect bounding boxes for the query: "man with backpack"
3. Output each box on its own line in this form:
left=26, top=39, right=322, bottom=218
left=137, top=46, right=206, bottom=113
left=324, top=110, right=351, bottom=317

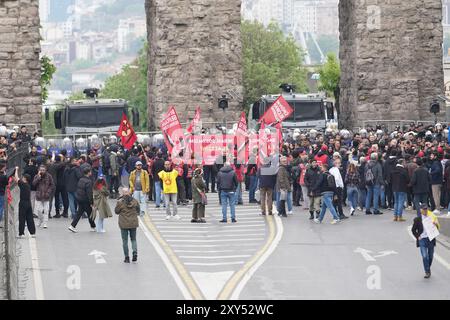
left=365, top=152, right=384, bottom=215
left=290, top=150, right=302, bottom=206
left=313, top=163, right=340, bottom=224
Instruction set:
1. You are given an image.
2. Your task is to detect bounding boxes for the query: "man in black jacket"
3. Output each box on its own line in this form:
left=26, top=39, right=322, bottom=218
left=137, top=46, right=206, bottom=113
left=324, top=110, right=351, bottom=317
left=217, top=162, right=238, bottom=223
left=411, top=158, right=431, bottom=216
left=411, top=204, right=440, bottom=278
left=313, top=164, right=340, bottom=224
left=64, top=158, right=83, bottom=219
left=52, top=155, right=69, bottom=218
left=390, top=159, right=409, bottom=222
left=304, top=159, right=321, bottom=219
left=152, top=151, right=166, bottom=208
left=69, top=167, right=96, bottom=232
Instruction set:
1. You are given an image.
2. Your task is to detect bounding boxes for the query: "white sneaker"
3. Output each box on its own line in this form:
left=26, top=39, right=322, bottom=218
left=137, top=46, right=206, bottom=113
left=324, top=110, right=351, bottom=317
left=100, top=229, right=106, bottom=233
left=90, top=228, right=96, bottom=232
left=173, top=215, right=181, bottom=221
left=331, top=219, right=340, bottom=225
left=165, top=215, right=171, bottom=220
left=43, top=224, right=48, bottom=229
left=68, top=226, right=77, bottom=233
left=287, top=211, right=293, bottom=215
left=447, top=212, right=450, bottom=217
left=313, top=218, right=321, bottom=224
left=30, top=234, right=36, bottom=238
left=433, top=209, right=440, bottom=215
left=350, top=208, right=355, bottom=216
left=17, top=235, right=25, bottom=239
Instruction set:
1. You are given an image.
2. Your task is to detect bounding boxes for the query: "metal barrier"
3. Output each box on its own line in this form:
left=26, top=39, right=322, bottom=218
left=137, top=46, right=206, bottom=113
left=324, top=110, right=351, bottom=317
left=356, top=120, right=437, bottom=132
left=0, top=144, right=29, bottom=299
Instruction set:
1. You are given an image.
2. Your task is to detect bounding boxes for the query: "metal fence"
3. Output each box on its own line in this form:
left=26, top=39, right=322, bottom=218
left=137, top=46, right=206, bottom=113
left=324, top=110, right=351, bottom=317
left=0, top=144, right=29, bottom=300
left=355, top=120, right=437, bottom=132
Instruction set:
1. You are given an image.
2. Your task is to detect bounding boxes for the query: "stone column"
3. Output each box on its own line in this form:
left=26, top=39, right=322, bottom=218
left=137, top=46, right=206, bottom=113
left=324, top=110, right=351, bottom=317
left=339, top=0, right=444, bottom=129
left=0, top=0, right=41, bottom=130
left=145, top=0, right=243, bottom=130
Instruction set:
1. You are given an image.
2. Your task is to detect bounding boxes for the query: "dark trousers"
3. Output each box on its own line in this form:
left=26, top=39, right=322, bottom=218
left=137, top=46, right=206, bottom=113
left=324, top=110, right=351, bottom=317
left=333, top=187, right=344, bottom=217
left=293, top=182, right=302, bottom=205
left=204, top=165, right=216, bottom=192
left=278, top=200, right=287, bottom=216
left=414, top=193, right=428, bottom=216
left=55, top=185, right=68, bottom=215
left=428, top=185, right=436, bottom=211
left=19, top=202, right=35, bottom=236
left=148, top=176, right=154, bottom=201
left=385, top=183, right=394, bottom=208
left=192, top=203, right=205, bottom=220
left=177, top=178, right=186, bottom=203
left=109, top=175, right=120, bottom=194
left=185, top=178, right=192, bottom=200
left=71, top=201, right=95, bottom=228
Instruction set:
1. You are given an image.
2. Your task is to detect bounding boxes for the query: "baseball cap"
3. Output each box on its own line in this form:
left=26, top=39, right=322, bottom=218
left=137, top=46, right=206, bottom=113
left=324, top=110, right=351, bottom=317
left=135, top=161, right=143, bottom=167
left=419, top=203, right=428, bottom=210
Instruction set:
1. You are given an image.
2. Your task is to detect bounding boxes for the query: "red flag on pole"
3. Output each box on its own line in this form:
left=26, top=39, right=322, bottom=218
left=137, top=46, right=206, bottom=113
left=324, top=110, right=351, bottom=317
left=236, top=112, right=248, bottom=164
left=259, top=95, right=294, bottom=126
left=116, top=113, right=137, bottom=150
left=160, top=106, right=184, bottom=154
left=187, top=106, right=201, bottom=134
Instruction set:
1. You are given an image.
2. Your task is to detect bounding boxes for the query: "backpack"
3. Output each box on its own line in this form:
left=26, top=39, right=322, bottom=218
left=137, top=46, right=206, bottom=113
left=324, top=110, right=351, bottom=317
left=365, top=165, right=375, bottom=186
left=326, top=172, right=336, bottom=189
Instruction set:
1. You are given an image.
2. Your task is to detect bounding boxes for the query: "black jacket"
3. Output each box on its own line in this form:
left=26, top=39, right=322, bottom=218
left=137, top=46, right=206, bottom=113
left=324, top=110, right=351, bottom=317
left=75, top=176, right=93, bottom=204
left=257, top=164, right=277, bottom=189
left=411, top=216, right=437, bottom=248
left=390, top=165, right=410, bottom=193
left=23, top=164, right=38, bottom=191
left=217, top=165, right=238, bottom=192
left=304, top=166, right=321, bottom=196
left=384, top=156, right=397, bottom=185
left=315, top=171, right=336, bottom=194
left=64, top=164, right=82, bottom=193
left=152, top=158, right=165, bottom=183
left=411, top=166, right=431, bottom=194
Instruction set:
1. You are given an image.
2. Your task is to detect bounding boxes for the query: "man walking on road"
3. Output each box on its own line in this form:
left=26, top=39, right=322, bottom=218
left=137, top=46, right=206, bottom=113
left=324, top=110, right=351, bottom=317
left=69, top=167, right=96, bottom=232
left=129, top=161, right=149, bottom=217
left=217, top=162, right=238, bottom=223
left=390, top=158, right=409, bottom=221
left=115, top=188, right=140, bottom=263
left=412, top=204, right=440, bottom=278
left=411, top=158, right=431, bottom=216
left=32, top=165, right=54, bottom=229
left=257, top=157, right=277, bottom=216
left=314, top=164, right=341, bottom=225
left=365, top=152, right=384, bottom=215
left=330, top=158, right=347, bottom=220
left=158, top=161, right=180, bottom=220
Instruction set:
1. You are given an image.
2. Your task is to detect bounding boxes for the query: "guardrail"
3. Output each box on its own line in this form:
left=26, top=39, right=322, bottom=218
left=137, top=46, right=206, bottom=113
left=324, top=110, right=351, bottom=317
left=355, top=120, right=437, bottom=132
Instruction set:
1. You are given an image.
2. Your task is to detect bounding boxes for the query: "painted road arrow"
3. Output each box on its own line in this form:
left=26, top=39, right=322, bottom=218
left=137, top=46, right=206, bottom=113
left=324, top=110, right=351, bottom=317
left=354, top=248, right=376, bottom=262
left=88, top=250, right=107, bottom=264
left=373, top=250, right=398, bottom=258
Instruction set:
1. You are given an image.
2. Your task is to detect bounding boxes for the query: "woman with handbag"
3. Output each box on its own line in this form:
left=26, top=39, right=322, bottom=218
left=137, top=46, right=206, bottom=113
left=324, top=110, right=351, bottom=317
left=192, top=168, right=207, bottom=223
left=92, top=175, right=113, bottom=233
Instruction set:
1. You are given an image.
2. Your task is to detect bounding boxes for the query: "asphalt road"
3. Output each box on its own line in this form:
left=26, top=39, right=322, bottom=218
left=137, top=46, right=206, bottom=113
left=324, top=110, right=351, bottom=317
left=17, top=193, right=450, bottom=300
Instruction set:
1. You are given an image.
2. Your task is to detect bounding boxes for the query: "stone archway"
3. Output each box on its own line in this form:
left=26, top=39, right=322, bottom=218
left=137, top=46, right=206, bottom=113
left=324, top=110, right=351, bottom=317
left=0, top=0, right=445, bottom=130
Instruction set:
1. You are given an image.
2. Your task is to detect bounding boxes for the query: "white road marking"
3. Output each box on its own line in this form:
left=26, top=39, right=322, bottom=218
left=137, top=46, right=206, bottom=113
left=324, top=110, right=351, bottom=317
left=172, top=244, right=260, bottom=248
left=185, top=262, right=245, bottom=266
left=191, top=271, right=234, bottom=300
left=180, top=255, right=252, bottom=259
left=88, top=250, right=107, bottom=264
left=230, top=215, right=284, bottom=300
left=28, top=236, right=45, bottom=300
left=407, top=226, right=450, bottom=270
left=174, top=250, right=256, bottom=253
left=164, top=234, right=264, bottom=238
left=159, top=229, right=266, bottom=234
left=138, top=217, right=193, bottom=300
left=167, top=238, right=264, bottom=243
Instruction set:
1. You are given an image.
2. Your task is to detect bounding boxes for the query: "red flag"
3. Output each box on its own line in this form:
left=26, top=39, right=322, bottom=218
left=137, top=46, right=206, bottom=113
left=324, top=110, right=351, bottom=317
left=275, top=122, right=283, bottom=147
left=259, top=95, right=294, bottom=126
left=236, top=112, right=248, bottom=164
left=236, top=112, right=248, bottom=135
left=116, top=113, right=137, bottom=150
left=186, top=106, right=201, bottom=134
left=160, top=106, right=184, bottom=154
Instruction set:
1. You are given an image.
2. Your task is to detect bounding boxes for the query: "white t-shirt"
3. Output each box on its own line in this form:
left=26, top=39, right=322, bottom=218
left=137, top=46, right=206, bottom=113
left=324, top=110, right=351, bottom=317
left=330, top=167, right=344, bottom=188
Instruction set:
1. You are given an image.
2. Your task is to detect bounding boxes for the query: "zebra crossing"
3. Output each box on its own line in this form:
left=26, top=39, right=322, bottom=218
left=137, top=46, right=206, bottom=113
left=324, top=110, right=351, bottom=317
left=141, top=191, right=282, bottom=300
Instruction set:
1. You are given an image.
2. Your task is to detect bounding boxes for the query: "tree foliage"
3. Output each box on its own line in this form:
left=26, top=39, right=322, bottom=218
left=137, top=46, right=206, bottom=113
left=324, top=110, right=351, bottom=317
left=318, top=52, right=340, bottom=97
left=100, top=43, right=148, bottom=131
left=40, top=55, right=57, bottom=103
left=242, top=20, right=308, bottom=110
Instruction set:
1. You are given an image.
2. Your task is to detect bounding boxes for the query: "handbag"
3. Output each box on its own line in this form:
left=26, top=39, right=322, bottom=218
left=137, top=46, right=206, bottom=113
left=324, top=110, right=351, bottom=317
left=279, top=190, right=287, bottom=201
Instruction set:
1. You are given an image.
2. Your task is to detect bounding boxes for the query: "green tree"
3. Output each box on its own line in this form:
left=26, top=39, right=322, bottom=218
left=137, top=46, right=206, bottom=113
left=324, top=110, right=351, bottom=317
left=242, top=20, right=308, bottom=110
left=318, top=52, right=341, bottom=118
left=40, top=55, right=57, bottom=103
left=101, top=43, right=148, bottom=130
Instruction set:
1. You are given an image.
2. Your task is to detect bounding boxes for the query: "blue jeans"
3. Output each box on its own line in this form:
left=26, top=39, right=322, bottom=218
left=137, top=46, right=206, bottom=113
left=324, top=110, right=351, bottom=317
left=235, top=183, right=243, bottom=204
left=419, top=238, right=434, bottom=274
left=347, top=186, right=358, bottom=209
left=0, top=195, right=4, bottom=222
left=67, top=192, right=77, bottom=219
left=121, top=228, right=137, bottom=258
left=318, top=192, right=340, bottom=221
left=220, top=191, right=236, bottom=220
left=96, top=217, right=104, bottom=232
left=249, top=176, right=258, bottom=202
left=380, top=185, right=386, bottom=208
left=394, top=192, right=406, bottom=217
left=358, top=187, right=367, bottom=209
left=276, top=191, right=293, bottom=212
left=154, top=181, right=164, bottom=207
left=366, top=184, right=381, bottom=212
left=133, top=191, right=147, bottom=216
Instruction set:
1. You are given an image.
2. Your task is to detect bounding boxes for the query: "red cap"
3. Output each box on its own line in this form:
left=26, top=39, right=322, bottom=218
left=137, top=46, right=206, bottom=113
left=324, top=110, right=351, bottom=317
left=438, top=147, right=444, bottom=154
left=418, top=151, right=424, bottom=158
left=321, top=145, right=328, bottom=151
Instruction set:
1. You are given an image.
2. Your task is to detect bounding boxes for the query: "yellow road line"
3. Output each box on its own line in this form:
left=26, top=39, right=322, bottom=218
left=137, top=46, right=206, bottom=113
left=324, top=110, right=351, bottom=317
left=142, top=214, right=205, bottom=300
left=217, top=215, right=276, bottom=300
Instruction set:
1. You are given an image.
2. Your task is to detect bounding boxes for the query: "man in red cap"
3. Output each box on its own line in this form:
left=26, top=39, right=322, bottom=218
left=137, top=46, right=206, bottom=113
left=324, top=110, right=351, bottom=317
left=314, top=145, right=329, bottom=166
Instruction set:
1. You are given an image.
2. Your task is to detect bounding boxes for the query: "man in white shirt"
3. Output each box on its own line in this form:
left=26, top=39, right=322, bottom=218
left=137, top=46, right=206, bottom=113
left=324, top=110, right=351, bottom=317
left=330, top=158, right=347, bottom=219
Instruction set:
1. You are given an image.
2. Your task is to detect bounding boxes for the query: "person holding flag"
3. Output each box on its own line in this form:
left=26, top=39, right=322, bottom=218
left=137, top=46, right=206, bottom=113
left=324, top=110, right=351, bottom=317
left=117, top=113, right=137, bottom=151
